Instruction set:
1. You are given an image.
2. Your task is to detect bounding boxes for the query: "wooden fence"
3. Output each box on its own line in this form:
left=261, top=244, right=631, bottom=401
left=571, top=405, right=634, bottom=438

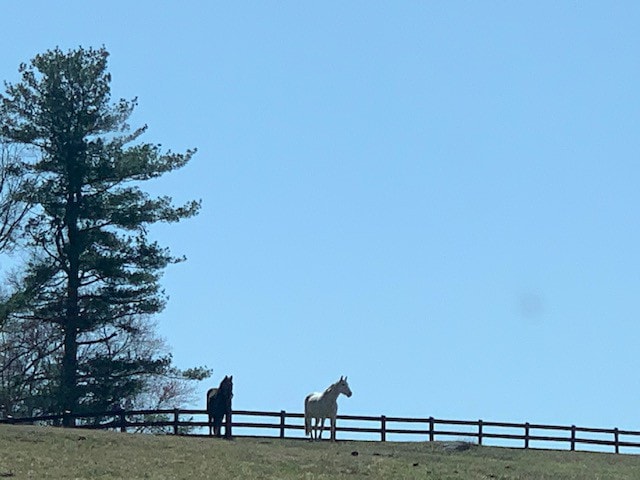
left=2, top=409, right=640, bottom=455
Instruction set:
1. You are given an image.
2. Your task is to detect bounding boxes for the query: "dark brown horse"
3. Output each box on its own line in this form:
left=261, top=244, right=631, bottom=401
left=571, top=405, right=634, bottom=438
left=206, top=375, right=233, bottom=438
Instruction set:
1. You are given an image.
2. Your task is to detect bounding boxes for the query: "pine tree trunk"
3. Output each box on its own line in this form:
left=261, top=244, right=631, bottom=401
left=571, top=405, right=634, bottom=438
left=61, top=189, right=81, bottom=427
left=61, top=323, right=78, bottom=427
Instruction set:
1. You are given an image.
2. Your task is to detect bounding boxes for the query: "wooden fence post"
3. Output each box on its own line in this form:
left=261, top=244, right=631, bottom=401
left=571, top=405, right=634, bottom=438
left=280, top=410, right=286, bottom=439
left=524, top=423, right=530, bottom=449
left=429, top=417, right=435, bottom=442
left=62, top=410, right=71, bottom=428
left=614, top=428, right=619, bottom=454
left=570, top=425, right=576, bottom=451
left=381, top=415, right=386, bottom=442
left=173, top=408, right=179, bottom=436
left=478, top=420, right=483, bottom=446
left=225, top=409, right=232, bottom=439
left=119, top=410, right=126, bottom=433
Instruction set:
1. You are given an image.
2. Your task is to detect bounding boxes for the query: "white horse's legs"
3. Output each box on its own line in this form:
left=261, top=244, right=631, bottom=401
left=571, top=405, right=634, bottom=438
left=306, top=415, right=338, bottom=441
left=309, top=417, right=327, bottom=441
left=317, top=417, right=324, bottom=440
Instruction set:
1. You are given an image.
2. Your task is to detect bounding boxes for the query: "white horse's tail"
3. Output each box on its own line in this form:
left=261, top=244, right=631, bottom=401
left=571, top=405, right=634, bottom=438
left=304, top=394, right=312, bottom=436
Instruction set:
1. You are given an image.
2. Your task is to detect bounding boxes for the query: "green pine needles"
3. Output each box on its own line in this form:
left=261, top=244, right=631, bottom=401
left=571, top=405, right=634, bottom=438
left=0, top=46, right=204, bottom=422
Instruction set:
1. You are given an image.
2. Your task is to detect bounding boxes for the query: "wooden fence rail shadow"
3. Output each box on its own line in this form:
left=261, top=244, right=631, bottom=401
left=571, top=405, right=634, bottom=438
left=2, top=409, right=639, bottom=455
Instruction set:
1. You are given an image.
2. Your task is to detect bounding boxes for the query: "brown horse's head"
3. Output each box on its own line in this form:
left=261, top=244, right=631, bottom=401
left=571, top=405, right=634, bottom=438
left=219, top=375, right=233, bottom=397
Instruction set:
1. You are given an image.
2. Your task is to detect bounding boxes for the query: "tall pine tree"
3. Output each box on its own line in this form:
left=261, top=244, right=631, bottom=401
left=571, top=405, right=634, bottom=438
left=0, top=47, right=201, bottom=424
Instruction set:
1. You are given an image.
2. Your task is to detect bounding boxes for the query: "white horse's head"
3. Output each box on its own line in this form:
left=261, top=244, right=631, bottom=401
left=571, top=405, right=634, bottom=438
left=336, top=376, right=352, bottom=398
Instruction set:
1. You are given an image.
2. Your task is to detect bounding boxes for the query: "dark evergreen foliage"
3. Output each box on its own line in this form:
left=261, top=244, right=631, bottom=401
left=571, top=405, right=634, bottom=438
left=0, top=47, right=203, bottom=422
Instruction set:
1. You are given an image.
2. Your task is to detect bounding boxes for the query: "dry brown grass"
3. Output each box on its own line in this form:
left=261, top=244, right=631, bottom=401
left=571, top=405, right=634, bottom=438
left=1, top=424, right=638, bottom=479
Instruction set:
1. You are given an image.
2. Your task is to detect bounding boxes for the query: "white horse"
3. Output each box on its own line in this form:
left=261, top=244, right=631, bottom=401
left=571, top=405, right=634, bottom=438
left=304, top=376, right=352, bottom=441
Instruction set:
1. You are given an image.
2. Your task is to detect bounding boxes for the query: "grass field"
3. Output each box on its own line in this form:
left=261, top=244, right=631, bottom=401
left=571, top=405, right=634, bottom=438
left=1, top=424, right=639, bottom=479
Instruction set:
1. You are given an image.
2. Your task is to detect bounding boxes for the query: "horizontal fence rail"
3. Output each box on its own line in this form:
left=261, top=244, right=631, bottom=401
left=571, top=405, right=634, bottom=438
left=2, top=409, right=640, bottom=455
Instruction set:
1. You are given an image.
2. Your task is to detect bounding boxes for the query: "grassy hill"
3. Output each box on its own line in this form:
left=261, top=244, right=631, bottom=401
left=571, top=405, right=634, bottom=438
left=0, top=424, right=638, bottom=479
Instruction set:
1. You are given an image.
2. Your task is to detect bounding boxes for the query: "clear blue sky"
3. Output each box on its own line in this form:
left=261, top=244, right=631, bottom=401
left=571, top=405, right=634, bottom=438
left=2, top=1, right=640, bottom=434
